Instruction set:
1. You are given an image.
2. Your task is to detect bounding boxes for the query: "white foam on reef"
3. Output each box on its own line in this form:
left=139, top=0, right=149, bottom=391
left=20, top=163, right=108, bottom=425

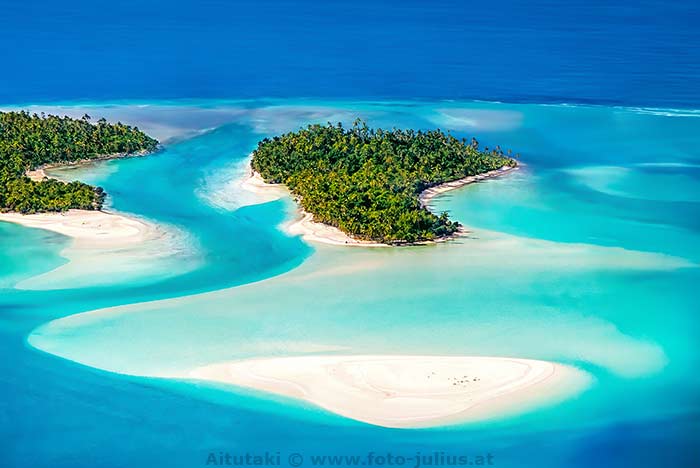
left=625, top=107, right=700, bottom=118
left=429, top=108, right=523, bottom=131
left=637, top=162, right=700, bottom=169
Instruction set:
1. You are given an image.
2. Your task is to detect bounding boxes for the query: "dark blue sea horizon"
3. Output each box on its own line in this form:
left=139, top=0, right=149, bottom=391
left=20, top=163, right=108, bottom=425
left=2, top=0, right=699, bottom=108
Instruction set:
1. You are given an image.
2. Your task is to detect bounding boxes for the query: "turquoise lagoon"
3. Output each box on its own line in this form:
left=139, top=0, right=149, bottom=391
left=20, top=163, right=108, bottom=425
left=2, top=100, right=699, bottom=467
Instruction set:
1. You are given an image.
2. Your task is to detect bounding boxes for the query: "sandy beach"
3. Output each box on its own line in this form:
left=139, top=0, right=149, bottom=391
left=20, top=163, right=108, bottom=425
left=419, top=165, right=518, bottom=208
left=189, top=355, right=590, bottom=428
left=241, top=167, right=386, bottom=247
left=0, top=209, right=155, bottom=248
left=239, top=170, right=287, bottom=198
left=25, top=168, right=49, bottom=181
left=285, top=212, right=387, bottom=247
left=242, top=164, right=517, bottom=247
left=0, top=209, right=195, bottom=290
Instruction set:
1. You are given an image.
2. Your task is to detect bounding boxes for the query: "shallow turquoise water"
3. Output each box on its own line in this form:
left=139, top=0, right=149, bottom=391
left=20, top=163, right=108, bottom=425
left=2, top=100, right=699, bottom=467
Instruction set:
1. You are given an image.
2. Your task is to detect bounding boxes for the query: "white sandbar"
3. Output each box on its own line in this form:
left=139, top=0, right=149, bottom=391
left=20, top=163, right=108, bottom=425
left=189, top=355, right=590, bottom=428
left=0, top=209, right=154, bottom=248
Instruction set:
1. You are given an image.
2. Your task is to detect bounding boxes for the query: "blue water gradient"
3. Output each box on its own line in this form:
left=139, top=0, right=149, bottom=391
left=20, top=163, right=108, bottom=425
left=1, top=100, right=699, bottom=467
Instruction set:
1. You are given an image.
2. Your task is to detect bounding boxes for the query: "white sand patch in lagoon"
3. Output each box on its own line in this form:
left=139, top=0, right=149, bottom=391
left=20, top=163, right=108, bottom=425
left=0, top=209, right=152, bottom=246
left=188, top=355, right=592, bottom=428
left=0, top=209, right=198, bottom=290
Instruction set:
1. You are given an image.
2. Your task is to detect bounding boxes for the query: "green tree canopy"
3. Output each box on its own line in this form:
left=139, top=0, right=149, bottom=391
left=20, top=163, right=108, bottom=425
left=0, top=111, right=158, bottom=213
left=252, top=120, right=516, bottom=244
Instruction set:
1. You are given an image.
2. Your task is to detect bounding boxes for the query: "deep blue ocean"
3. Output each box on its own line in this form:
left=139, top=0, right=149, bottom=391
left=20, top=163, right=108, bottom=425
left=1, top=0, right=699, bottom=107
left=2, top=2, right=700, bottom=468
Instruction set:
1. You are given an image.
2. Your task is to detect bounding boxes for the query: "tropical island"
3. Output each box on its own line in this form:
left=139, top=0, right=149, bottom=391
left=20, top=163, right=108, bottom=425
left=0, top=111, right=158, bottom=213
left=251, top=120, right=516, bottom=244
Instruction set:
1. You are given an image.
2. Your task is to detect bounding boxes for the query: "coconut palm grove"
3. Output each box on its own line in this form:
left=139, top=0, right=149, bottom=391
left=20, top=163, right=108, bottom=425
left=0, top=111, right=158, bottom=213
left=252, top=120, right=516, bottom=243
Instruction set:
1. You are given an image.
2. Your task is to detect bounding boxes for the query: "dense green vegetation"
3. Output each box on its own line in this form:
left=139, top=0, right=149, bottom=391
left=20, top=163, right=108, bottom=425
left=0, top=111, right=158, bottom=213
left=252, top=120, right=516, bottom=243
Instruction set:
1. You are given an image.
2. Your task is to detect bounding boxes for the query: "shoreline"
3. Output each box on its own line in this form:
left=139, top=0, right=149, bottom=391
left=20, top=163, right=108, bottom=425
left=0, top=208, right=199, bottom=291
left=419, top=165, right=518, bottom=208
left=4, top=150, right=165, bottom=245
left=25, top=148, right=156, bottom=182
left=243, top=164, right=517, bottom=247
left=285, top=212, right=388, bottom=247
left=241, top=165, right=386, bottom=247
left=0, top=209, right=158, bottom=248
left=189, top=355, right=591, bottom=428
